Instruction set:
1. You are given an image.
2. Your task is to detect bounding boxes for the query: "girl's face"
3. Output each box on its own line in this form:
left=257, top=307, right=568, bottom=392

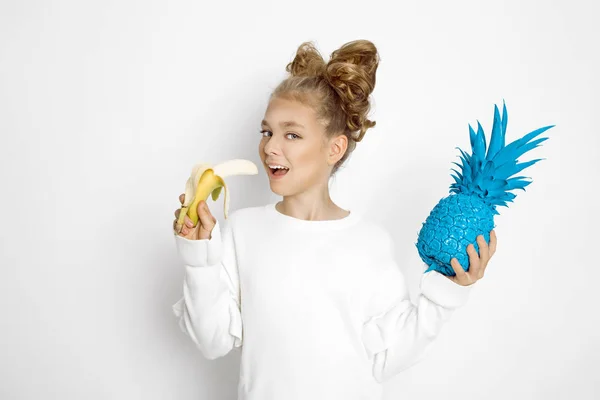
left=258, top=97, right=339, bottom=196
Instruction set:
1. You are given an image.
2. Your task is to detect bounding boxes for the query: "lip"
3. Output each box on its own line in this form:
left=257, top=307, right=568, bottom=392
left=266, top=162, right=289, bottom=168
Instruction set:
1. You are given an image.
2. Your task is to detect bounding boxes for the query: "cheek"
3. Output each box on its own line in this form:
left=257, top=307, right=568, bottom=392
left=294, top=154, right=325, bottom=177
left=297, top=146, right=326, bottom=168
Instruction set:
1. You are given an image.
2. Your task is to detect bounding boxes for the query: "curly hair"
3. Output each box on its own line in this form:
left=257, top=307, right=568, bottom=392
left=270, top=39, right=380, bottom=176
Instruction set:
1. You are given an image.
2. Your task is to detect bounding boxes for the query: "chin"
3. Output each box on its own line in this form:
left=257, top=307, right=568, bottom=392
left=269, top=185, right=285, bottom=196
left=268, top=183, right=290, bottom=196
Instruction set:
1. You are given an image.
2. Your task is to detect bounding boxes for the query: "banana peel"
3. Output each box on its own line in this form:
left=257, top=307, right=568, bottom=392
left=175, top=159, right=258, bottom=233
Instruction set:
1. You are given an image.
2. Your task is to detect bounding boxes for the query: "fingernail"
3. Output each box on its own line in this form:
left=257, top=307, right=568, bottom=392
left=186, top=220, right=193, bottom=228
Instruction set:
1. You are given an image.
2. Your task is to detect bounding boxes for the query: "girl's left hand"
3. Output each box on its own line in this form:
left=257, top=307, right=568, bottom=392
left=448, top=230, right=497, bottom=286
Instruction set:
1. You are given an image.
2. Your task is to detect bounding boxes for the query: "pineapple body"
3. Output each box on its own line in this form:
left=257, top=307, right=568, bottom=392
left=415, top=193, right=495, bottom=276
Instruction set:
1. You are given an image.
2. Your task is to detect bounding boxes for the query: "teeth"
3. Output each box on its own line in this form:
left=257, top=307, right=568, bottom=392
left=270, top=165, right=289, bottom=169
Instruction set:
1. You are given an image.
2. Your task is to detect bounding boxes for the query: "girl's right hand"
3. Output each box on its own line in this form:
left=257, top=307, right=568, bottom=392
left=173, top=193, right=217, bottom=240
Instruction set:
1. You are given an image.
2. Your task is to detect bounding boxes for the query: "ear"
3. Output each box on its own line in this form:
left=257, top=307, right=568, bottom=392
left=327, top=133, right=348, bottom=166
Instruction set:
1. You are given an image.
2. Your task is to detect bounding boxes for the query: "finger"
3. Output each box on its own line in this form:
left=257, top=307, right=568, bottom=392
left=197, top=202, right=216, bottom=240
left=477, top=234, right=490, bottom=264
left=450, top=258, right=467, bottom=284
left=489, top=230, right=497, bottom=257
left=173, top=208, right=194, bottom=229
left=466, top=244, right=481, bottom=277
left=173, top=220, right=183, bottom=234
left=197, top=200, right=215, bottom=222
left=183, top=213, right=197, bottom=228
left=198, top=201, right=216, bottom=227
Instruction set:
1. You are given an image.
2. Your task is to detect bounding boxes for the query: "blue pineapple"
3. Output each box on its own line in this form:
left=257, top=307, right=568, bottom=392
left=415, top=101, right=554, bottom=276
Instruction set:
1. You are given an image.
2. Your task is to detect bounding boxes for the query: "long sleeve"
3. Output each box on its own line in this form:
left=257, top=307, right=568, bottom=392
left=171, top=214, right=243, bottom=360
left=361, top=231, right=474, bottom=383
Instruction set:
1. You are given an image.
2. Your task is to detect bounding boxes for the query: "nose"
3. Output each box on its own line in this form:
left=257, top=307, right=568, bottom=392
left=263, top=134, right=281, bottom=156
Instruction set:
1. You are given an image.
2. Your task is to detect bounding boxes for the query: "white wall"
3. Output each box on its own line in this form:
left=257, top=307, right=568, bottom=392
left=1, top=0, right=598, bottom=399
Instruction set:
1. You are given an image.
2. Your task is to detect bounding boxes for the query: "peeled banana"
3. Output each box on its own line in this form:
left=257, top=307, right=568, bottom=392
left=175, top=159, right=258, bottom=233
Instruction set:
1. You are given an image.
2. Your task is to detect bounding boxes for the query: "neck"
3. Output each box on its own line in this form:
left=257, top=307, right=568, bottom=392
left=277, top=183, right=349, bottom=221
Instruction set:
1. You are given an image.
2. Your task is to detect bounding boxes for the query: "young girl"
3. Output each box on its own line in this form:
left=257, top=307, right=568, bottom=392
left=171, top=40, right=497, bottom=400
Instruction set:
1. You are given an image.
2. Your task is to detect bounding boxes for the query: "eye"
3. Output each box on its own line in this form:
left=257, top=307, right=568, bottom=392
left=259, top=130, right=300, bottom=140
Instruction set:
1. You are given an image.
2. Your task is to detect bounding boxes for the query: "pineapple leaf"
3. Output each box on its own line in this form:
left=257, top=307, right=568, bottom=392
left=513, top=137, right=550, bottom=159
left=455, top=147, right=472, bottom=181
left=450, top=173, right=461, bottom=185
left=475, top=120, right=487, bottom=160
left=512, top=158, right=543, bottom=176
left=486, top=178, right=509, bottom=190
left=493, top=158, right=543, bottom=180
left=450, top=167, right=463, bottom=178
left=481, top=160, right=496, bottom=177
left=492, top=125, right=553, bottom=166
left=451, top=161, right=465, bottom=176
left=455, top=146, right=470, bottom=161
left=506, top=176, right=533, bottom=191
left=501, top=100, right=508, bottom=141
left=486, top=103, right=507, bottom=161
left=469, top=124, right=477, bottom=151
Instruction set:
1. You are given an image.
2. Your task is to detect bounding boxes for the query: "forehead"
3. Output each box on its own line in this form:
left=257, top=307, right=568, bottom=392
left=262, top=97, right=317, bottom=128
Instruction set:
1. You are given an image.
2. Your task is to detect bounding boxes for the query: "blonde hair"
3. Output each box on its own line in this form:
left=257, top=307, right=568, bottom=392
left=270, top=40, right=380, bottom=176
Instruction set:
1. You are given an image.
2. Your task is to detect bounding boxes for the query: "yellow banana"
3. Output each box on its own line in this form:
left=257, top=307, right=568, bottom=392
left=175, top=159, right=258, bottom=233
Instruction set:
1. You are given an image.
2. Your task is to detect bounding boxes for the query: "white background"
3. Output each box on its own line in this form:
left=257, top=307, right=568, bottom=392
left=1, top=0, right=598, bottom=399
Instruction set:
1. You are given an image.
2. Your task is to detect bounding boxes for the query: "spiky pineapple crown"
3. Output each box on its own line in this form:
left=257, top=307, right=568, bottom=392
left=449, top=100, right=554, bottom=215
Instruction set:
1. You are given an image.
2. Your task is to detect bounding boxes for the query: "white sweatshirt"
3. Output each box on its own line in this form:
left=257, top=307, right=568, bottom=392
left=172, top=202, right=474, bottom=400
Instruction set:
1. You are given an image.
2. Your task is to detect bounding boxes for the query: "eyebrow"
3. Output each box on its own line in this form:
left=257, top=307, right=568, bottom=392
left=261, top=119, right=305, bottom=129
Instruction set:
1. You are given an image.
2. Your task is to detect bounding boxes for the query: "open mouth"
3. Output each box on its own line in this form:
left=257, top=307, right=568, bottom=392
left=268, top=166, right=289, bottom=177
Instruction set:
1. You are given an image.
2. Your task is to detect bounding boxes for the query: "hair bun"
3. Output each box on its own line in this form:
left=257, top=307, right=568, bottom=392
left=285, top=42, right=327, bottom=78
left=323, top=40, right=379, bottom=142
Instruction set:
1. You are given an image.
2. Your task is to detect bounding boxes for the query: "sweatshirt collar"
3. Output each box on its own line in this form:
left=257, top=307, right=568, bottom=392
left=265, top=202, right=361, bottom=231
